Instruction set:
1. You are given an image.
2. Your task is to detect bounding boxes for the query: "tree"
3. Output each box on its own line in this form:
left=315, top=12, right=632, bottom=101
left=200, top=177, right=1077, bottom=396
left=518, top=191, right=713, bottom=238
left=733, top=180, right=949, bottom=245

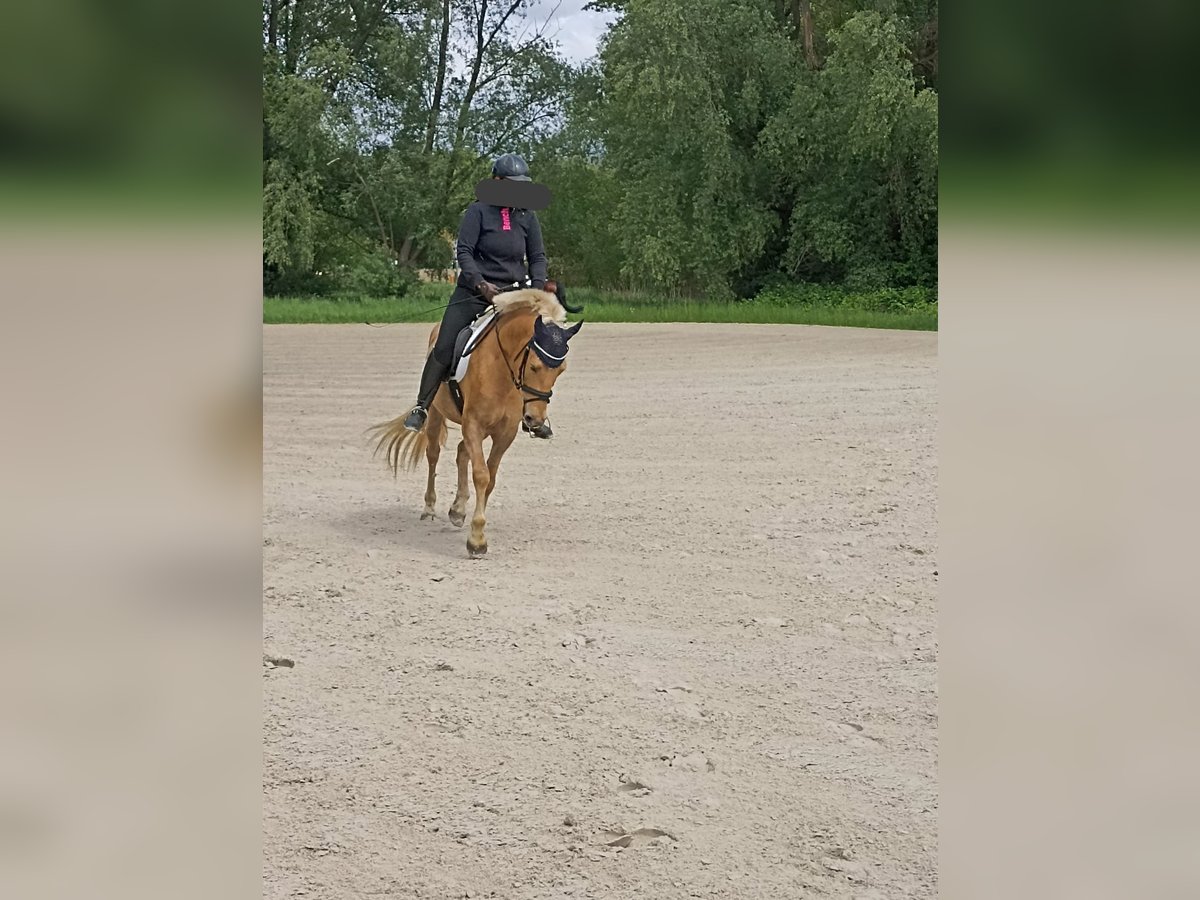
left=761, top=11, right=937, bottom=286
left=263, top=0, right=938, bottom=297
left=572, top=1, right=937, bottom=293
left=262, top=0, right=577, bottom=294
left=595, top=0, right=796, bottom=293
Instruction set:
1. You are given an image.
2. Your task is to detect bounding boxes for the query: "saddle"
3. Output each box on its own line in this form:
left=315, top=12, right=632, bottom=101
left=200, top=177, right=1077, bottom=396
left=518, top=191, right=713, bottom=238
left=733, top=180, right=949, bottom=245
left=444, top=306, right=500, bottom=413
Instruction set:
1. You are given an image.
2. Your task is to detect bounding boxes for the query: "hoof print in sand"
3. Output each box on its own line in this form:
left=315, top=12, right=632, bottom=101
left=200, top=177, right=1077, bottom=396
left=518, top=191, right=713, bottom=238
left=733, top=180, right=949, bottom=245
left=821, top=854, right=870, bottom=885
left=654, top=683, right=692, bottom=696
left=560, top=633, right=598, bottom=649
left=601, top=827, right=676, bottom=849
left=664, top=751, right=716, bottom=772
left=616, top=774, right=653, bottom=796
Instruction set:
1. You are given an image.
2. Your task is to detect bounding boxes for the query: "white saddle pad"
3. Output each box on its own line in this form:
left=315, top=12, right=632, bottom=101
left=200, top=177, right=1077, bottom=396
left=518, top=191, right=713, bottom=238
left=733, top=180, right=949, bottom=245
left=453, top=306, right=499, bottom=383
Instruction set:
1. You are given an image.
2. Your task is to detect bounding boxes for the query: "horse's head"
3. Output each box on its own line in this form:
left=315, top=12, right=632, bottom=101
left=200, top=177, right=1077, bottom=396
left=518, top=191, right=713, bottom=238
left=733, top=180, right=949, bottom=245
left=522, top=317, right=583, bottom=438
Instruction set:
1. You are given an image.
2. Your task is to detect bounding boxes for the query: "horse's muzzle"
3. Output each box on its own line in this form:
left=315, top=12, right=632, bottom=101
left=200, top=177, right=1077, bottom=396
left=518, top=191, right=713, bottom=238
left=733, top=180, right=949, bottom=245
left=523, top=414, right=553, bottom=439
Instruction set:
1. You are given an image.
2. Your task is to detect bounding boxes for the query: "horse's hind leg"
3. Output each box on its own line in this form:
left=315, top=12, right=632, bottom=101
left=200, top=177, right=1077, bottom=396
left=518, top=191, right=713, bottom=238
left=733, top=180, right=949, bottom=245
left=448, top=439, right=470, bottom=527
left=420, top=410, right=444, bottom=520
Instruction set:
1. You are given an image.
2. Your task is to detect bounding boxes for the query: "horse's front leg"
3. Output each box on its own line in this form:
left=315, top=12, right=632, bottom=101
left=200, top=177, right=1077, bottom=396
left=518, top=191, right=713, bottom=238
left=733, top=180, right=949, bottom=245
left=464, top=428, right=492, bottom=556
left=420, top=410, right=443, bottom=520
left=484, top=428, right=517, bottom=503
left=448, top=439, right=470, bottom=527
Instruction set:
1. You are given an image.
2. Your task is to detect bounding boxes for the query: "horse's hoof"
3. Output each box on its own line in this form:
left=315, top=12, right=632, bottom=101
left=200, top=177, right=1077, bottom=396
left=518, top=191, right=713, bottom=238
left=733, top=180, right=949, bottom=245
left=448, top=510, right=466, bottom=527
left=467, top=540, right=488, bottom=557
left=420, top=511, right=435, bottom=521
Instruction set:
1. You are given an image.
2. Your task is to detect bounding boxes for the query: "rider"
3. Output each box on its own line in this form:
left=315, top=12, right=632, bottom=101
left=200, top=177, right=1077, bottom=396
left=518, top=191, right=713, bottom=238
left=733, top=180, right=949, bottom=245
left=402, top=152, right=548, bottom=432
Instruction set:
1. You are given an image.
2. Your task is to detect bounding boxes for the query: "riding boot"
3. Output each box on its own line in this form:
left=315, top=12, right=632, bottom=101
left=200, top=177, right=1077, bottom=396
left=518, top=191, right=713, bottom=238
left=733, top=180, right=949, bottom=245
left=403, top=352, right=450, bottom=432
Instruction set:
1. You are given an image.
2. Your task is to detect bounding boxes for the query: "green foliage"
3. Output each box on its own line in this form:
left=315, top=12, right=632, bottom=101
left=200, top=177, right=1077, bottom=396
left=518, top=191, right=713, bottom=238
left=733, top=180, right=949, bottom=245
left=263, top=1, right=939, bottom=305
left=338, top=248, right=418, bottom=298
left=534, top=156, right=624, bottom=286
left=753, top=280, right=936, bottom=314
left=595, top=0, right=793, bottom=292
left=580, top=2, right=936, bottom=294
left=262, top=66, right=331, bottom=275
left=761, top=12, right=938, bottom=286
left=264, top=287, right=937, bottom=330
left=262, top=0, right=576, bottom=295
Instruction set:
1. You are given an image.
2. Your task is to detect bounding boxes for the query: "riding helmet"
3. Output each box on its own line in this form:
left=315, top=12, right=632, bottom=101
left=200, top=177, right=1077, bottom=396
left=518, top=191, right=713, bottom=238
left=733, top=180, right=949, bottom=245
left=491, top=153, right=532, bottom=181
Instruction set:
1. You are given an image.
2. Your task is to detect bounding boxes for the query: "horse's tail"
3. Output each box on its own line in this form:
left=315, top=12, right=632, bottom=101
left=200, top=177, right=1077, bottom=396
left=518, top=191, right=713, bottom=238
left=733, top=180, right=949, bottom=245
left=367, top=414, right=445, bottom=475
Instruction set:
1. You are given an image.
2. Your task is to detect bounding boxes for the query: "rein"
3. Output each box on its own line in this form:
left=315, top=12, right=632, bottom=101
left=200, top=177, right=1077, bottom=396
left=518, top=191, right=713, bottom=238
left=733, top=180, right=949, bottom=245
left=493, top=315, right=553, bottom=409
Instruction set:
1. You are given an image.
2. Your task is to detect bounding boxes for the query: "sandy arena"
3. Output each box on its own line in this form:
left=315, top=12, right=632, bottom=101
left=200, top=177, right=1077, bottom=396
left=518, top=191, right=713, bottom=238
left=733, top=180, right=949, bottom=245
left=264, top=322, right=937, bottom=898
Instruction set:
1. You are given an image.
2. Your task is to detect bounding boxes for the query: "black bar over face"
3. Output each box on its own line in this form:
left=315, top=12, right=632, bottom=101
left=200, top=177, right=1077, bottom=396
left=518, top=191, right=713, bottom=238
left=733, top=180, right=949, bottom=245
left=475, top=178, right=552, bottom=210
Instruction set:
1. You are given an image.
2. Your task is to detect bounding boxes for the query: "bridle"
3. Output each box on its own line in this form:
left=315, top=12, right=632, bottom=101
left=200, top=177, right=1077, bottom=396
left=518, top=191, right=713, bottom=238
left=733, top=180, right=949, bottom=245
left=483, top=281, right=577, bottom=433
left=493, top=315, right=554, bottom=412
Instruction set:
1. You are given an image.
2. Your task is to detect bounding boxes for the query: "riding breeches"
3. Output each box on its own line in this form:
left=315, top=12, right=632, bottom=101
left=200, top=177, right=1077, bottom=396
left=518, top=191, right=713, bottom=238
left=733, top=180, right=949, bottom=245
left=431, top=286, right=489, bottom=365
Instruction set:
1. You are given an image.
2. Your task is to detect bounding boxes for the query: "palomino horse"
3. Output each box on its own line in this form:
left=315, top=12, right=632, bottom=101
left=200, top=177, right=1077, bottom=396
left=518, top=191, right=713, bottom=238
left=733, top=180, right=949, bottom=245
left=369, top=289, right=582, bottom=556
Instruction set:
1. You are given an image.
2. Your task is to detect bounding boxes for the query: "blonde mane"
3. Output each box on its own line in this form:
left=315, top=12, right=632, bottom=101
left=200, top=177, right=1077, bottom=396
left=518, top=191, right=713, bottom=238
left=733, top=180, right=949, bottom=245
left=492, top=288, right=567, bottom=324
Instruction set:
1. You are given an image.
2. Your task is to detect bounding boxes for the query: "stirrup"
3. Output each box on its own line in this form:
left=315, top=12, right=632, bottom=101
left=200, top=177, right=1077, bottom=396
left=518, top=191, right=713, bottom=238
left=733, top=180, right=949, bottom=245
left=403, top=406, right=428, bottom=432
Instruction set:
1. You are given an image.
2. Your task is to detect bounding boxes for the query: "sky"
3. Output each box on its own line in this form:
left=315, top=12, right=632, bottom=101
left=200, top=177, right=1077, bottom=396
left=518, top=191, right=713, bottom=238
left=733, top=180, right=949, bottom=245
left=522, top=1, right=618, bottom=64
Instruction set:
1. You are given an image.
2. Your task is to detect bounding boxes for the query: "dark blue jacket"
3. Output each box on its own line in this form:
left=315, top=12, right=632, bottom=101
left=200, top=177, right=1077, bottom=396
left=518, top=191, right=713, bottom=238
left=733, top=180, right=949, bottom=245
left=455, top=201, right=548, bottom=292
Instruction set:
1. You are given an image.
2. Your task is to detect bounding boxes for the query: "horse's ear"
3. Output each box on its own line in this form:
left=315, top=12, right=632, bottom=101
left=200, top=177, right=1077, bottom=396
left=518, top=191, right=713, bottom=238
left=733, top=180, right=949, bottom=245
left=565, top=319, right=583, bottom=339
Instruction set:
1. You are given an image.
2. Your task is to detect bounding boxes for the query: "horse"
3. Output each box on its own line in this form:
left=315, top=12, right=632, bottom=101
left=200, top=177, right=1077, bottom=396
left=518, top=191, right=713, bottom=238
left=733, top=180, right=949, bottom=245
left=368, top=288, right=582, bottom=556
